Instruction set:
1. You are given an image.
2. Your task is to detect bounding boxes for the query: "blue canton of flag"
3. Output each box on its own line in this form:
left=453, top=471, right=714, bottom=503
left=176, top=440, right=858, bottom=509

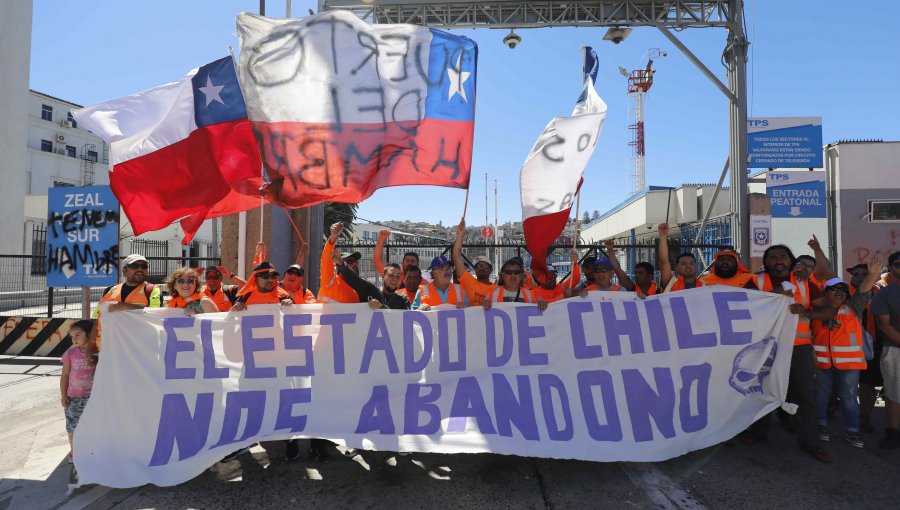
left=192, top=56, right=248, bottom=128
left=423, top=30, right=477, bottom=122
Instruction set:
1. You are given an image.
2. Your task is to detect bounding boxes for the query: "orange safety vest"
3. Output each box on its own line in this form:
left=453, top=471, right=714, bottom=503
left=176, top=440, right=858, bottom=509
left=532, top=285, right=565, bottom=302
left=757, top=273, right=812, bottom=346
left=487, top=286, right=536, bottom=303
left=808, top=273, right=826, bottom=290
left=662, top=275, right=707, bottom=293
left=167, top=291, right=206, bottom=309
left=585, top=283, right=623, bottom=292
left=205, top=286, right=236, bottom=312
left=284, top=286, right=316, bottom=304
left=635, top=281, right=659, bottom=296
left=700, top=272, right=754, bottom=287
left=420, top=281, right=464, bottom=307
left=96, top=282, right=152, bottom=350
left=239, top=287, right=292, bottom=305
left=812, top=305, right=867, bottom=370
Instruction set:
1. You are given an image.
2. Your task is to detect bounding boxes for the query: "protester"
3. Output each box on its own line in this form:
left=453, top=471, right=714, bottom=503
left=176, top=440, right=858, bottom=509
left=872, top=250, right=900, bottom=449
left=165, top=267, right=218, bottom=315
left=203, top=266, right=244, bottom=312
left=92, top=253, right=162, bottom=349
left=398, top=265, right=423, bottom=302
left=700, top=250, right=757, bottom=288
left=657, top=223, right=706, bottom=293
left=792, top=278, right=867, bottom=448
left=847, top=259, right=884, bottom=433
left=744, top=245, right=830, bottom=462
left=231, top=261, right=293, bottom=311
left=281, top=264, right=316, bottom=304
left=580, top=255, right=597, bottom=287
left=483, top=258, right=548, bottom=311
left=318, top=222, right=361, bottom=304
left=60, top=319, right=97, bottom=464
left=413, top=256, right=468, bottom=310
left=806, top=234, right=837, bottom=289
left=632, top=262, right=658, bottom=297
left=573, top=255, right=630, bottom=294
left=532, top=254, right=581, bottom=303
left=374, top=228, right=419, bottom=280
left=451, top=220, right=495, bottom=306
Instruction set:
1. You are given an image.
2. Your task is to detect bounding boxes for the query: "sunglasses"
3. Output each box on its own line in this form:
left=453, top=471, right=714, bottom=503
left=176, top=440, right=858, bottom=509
left=285, top=270, right=304, bottom=276
left=594, top=267, right=612, bottom=273
left=503, top=270, right=523, bottom=276
left=205, top=274, right=221, bottom=280
left=474, top=263, right=491, bottom=269
left=256, top=272, right=278, bottom=280
left=176, top=278, right=197, bottom=285
left=126, top=262, right=148, bottom=270
left=825, top=286, right=849, bottom=294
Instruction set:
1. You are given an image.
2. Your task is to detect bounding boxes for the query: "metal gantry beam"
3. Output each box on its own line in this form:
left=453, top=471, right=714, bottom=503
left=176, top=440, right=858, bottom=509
left=321, top=1, right=730, bottom=29
left=322, top=0, right=751, bottom=266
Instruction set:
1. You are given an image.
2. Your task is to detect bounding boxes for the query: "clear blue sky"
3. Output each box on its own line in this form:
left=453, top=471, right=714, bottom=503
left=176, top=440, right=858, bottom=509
left=30, top=0, right=900, bottom=228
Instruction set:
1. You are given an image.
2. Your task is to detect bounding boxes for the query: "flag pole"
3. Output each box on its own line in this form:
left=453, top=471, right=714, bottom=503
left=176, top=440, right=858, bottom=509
left=461, top=186, right=470, bottom=220
left=572, top=191, right=581, bottom=254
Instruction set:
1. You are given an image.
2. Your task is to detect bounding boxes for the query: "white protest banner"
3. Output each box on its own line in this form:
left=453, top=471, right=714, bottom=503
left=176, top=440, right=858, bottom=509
left=74, top=288, right=797, bottom=488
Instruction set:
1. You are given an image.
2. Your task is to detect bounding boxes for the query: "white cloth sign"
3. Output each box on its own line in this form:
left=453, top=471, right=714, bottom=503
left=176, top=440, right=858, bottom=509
left=75, top=288, right=797, bottom=488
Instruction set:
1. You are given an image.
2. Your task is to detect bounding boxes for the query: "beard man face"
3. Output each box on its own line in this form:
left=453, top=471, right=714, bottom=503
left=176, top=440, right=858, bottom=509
left=714, top=255, right=738, bottom=279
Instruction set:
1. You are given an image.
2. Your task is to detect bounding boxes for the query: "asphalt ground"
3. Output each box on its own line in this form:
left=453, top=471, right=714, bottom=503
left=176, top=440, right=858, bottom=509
left=2, top=356, right=900, bottom=510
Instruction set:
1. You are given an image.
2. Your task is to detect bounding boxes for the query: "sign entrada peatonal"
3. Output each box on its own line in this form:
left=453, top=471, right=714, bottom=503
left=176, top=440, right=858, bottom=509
left=766, top=171, right=826, bottom=218
left=46, top=185, right=120, bottom=287
left=747, top=117, right=823, bottom=168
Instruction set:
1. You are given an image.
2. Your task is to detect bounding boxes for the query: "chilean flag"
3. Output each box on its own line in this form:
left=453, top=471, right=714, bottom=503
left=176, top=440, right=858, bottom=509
left=73, top=56, right=262, bottom=243
left=520, top=48, right=607, bottom=283
left=236, top=11, right=476, bottom=208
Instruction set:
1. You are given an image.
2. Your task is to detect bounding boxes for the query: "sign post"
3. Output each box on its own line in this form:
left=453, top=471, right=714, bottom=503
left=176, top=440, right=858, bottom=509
left=748, top=117, right=823, bottom=168
left=481, top=225, right=495, bottom=239
left=46, top=186, right=120, bottom=294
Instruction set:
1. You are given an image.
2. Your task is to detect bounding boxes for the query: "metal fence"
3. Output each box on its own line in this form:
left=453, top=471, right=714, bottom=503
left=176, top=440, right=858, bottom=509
left=0, top=255, right=221, bottom=318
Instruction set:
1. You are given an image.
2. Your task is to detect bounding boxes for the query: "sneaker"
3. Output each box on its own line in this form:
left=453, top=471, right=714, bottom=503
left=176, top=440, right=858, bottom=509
left=845, top=432, right=864, bottom=448
left=220, top=446, right=251, bottom=463
left=817, top=425, right=831, bottom=442
left=879, top=428, right=900, bottom=450
left=285, top=439, right=301, bottom=461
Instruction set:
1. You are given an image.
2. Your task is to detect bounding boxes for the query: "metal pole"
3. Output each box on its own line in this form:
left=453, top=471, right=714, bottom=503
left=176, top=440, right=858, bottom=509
left=494, top=179, right=499, bottom=268
left=485, top=172, right=489, bottom=256
left=726, top=0, right=750, bottom=266
left=82, top=287, right=90, bottom=319
left=692, top=158, right=730, bottom=267
left=47, top=287, right=54, bottom=318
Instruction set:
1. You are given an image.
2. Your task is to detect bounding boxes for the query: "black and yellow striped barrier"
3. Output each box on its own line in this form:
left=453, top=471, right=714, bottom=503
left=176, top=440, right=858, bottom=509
left=0, top=317, right=93, bottom=357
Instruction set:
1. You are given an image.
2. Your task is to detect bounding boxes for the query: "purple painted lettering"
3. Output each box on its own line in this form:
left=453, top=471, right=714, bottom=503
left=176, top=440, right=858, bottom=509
left=679, top=363, right=711, bottom=433
left=403, top=383, right=442, bottom=434
left=200, top=319, right=228, bottom=379
left=148, top=393, right=213, bottom=466
left=493, top=374, right=539, bottom=440
left=599, top=301, right=644, bottom=355
left=671, top=297, right=717, bottom=349
left=163, top=317, right=196, bottom=380
left=403, top=311, right=432, bottom=373
left=622, top=368, right=676, bottom=442
left=241, top=315, right=276, bottom=378
left=567, top=301, right=602, bottom=359
left=211, top=390, right=267, bottom=448
left=516, top=307, right=549, bottom=366
left=485, top=308, right=514, bottom=367
left=713, top=292, right=753, bottom=345
left=356, top=385, right=396, bottom=434
left=275, top=388, right=311, bottom=433
left=577, top=370, right=623, bottom=441
left=437, top=309, right=466, bottom=372
left=360, top=313, right=400, bottom=374
left=448, top=377, right=496, bottom=433
left=284, top=313, right=315, bottom=376
left=320, top=313, right=356, bottom=374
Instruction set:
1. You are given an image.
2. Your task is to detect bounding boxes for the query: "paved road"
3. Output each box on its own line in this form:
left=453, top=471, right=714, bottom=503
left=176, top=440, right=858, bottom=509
left=2, top=356, right=900, bottom=509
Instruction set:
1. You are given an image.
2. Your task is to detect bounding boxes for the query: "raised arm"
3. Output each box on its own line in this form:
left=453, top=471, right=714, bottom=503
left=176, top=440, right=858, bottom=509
left=337, top=259, right=383, bottom=304
left=605, top=239, right=634, bottom=291
left=295, top=242, right=309, bottom=267
left=808, top=234, right=836, bottom=280
left=374, top=229, right=390, bottom=275
left=321, top=223, right=343, bottom=285
left=218, top=265, right=246, bottom=287
left=564, top=249, right=581, bottom=289
left=451, top=219, right=467, bottom=279
left=658, top=223, right=673, bottom=288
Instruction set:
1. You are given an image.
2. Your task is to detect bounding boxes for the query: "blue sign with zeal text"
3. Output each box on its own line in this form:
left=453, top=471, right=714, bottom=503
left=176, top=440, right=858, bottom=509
left=766, top=172, right=826, bottom=218
left=748, top=117, right=823, bottom=168
left=46, top=185, right=120, bottom=287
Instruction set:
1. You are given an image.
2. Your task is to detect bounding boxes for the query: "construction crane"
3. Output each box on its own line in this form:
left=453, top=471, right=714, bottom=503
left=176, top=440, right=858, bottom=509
left=619, top=48, right=666, bottom=196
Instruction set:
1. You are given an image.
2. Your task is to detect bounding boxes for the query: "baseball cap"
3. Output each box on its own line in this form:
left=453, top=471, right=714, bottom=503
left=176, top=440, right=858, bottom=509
left=205, top=265, right=221, bottom=276
left=285, top=264, right=304, bottom=275
left=430, top=255, right=452, bottom=270
left=340, top=251, right=362, bottom=261
left=473, top=255, right=492, bottom=267
left=846, top=263, right=868, bottom=274
left=824, top=277, right=849, bottom=290
left=594, top=257, right=612, bottom=268
left=253, top=261, right=279, bottom=275
left=123, top=254, right=148, bottom=267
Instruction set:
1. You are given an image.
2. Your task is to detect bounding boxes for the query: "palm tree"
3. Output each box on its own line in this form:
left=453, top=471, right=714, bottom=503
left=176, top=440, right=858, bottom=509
left=324, top=202, right=358, bottom=241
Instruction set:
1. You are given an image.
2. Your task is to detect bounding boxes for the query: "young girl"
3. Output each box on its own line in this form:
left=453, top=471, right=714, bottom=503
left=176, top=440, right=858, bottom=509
left=60, top=319, right=97, bottom=463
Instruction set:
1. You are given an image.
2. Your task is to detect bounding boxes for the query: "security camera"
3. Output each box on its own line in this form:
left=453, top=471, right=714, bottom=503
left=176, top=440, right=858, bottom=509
left=503, top=31, right=521, bottom=49
left=603, top=27, right=632, bottom=45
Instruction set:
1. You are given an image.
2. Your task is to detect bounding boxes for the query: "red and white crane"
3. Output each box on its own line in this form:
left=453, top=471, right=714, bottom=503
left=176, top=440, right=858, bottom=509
left=620, top=48, right=666, bottom=196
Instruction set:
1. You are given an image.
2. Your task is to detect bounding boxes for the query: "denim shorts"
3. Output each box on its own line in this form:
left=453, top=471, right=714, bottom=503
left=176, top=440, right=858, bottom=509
left=64, top=396, right=89, bottom=433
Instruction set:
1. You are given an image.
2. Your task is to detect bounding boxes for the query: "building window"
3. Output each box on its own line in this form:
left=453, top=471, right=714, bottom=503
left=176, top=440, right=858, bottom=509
left=53, top=181, right=75, bottom=187
left=86, top=150, right=98, bottom=162
left=67, top=111, right=77, bottom=128
left=41, top=139, right=53, bottom=152
left=869, top=200, right=900, bottom=223
left=41, top=104, right=53, bottom=122
left=66, top=145, right=76, bottom=158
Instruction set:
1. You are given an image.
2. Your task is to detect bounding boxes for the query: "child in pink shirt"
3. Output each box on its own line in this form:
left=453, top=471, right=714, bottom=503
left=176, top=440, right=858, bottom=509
left=60, top=320, right=97, bottom=463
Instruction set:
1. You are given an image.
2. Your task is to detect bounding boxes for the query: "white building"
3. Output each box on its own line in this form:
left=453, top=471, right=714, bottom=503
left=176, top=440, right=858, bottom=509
left=20, top=90, right=221, bottom=264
